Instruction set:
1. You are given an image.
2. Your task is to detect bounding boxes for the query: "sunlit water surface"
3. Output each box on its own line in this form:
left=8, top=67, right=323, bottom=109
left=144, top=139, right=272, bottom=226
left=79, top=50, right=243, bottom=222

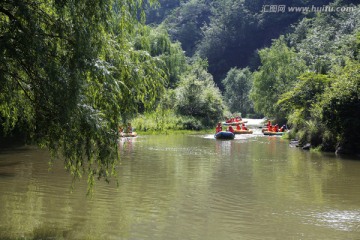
left=1, top=126, right=360, bottom=239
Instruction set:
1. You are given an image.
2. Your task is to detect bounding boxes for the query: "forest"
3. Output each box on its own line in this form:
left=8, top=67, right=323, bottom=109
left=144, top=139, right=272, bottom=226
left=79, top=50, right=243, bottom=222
left=1, top=0, right=359, bottom=183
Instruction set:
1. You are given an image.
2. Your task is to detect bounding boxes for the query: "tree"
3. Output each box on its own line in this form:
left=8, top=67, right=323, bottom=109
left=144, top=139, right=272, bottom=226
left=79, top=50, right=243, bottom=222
left=289, top=6, right=360, bottom=74
left=145, top=0, right=182, bottom=24
left=277, top=73, right=331, bottom=116
left=160, top=0, right=211, bottom=56
left=0, top=0, right=166, bottom=191
left=133, top=25, right=187, bottom=88
left=322, top=61, right=360, bottom=154
left=277, top=73, right=331, bottom=146
left=175, top=59, right=226, bottom=126
left=250, top=36, right=306, bottom=120
left=197, top=0, right=258, bottom=82
left=196, top=0, right=310, bottom=83
left=222, top=67, right=253, bottom=116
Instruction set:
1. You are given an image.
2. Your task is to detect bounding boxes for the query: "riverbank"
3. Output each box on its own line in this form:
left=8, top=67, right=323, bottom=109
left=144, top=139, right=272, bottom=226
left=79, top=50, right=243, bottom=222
left=136, top=129, right=214, bottom=135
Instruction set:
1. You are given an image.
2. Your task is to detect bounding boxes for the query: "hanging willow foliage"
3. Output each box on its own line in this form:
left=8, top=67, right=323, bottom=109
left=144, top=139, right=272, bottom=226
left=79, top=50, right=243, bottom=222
left=0, top=0, right=166, bottom=192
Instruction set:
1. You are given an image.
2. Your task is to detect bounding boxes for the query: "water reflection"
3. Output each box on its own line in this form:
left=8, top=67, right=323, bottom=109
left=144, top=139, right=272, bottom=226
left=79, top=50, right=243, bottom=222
left=118, top=136, right=137, bottom=153
left=0, top=135, right=360, bottom=239
left=310, top=210, right=360, bottom=231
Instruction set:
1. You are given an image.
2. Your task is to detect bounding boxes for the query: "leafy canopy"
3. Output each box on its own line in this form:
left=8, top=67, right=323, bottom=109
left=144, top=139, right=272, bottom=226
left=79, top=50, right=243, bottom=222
left=222, top=67, right=253, bottom=116
left=175, top=59, right=226, bottom=126
left=250, top=36, right=306, bottom=119
left=0, top=0, right=167, bottom=191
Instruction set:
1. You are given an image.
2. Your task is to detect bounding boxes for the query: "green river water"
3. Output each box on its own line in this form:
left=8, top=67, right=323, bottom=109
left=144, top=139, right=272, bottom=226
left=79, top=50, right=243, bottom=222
left=0, top=123, right=360, bottom=239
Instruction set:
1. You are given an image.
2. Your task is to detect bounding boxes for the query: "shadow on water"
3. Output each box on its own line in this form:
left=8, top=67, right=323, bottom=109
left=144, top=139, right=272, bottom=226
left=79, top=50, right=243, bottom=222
left=0, top=161, right=24, bottom=178
left=0, top=148, right=29, bottom=178
left=0, top=146, right=32, bottom=154
left=0, top=225, right=73, bottom=240
left=0, top=172, right=16, bottom=178
left=333, top=153, right=360, bottom=162
left=0, top=161, right=23, bottom=167
left=0, top=125, right=28, bottom=148
left=294, top=147, right=360, bottom=162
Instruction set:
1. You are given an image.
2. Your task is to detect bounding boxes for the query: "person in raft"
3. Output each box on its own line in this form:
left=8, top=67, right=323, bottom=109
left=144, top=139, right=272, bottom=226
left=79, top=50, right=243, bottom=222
left=267, top=120, right=273, bottom=132
left=236, top=124, right=241, bottom=131
left=228, top=125, right=234, bottom=133
left=127, top=123, right=133, bottom=133
left=216, top=122, right=222, bottom=133
left=279, top=125, right=287, bottom=132
left=226, top=117, right=236, bottom=123
left=241, top=123, right=248, bottom=130
left=274, top=124, right=279, bottom=132
left=267, top=120, right=271, bottom=128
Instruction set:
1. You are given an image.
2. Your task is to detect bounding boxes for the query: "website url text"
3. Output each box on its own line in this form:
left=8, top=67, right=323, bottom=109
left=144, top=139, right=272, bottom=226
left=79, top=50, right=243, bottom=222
left=262, top=5, right=356, bottom=13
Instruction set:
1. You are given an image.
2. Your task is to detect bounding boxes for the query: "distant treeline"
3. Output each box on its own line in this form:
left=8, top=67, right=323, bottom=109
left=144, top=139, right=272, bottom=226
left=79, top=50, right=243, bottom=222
left=146, top=0, right=358, bottom=82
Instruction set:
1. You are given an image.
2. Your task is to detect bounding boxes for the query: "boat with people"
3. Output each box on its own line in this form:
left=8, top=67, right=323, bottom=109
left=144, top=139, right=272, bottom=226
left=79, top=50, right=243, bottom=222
left=263, top=131, right=286, bottom=136
left=214, top=119, right=252, bottom=138
left=232, top=121, right=252, bottom=134
left=262, top=120, right=287, bottom=136
left=120, top=132, right=138, bottom=137
left=234, top=129, right=253, bottom=134
left=119, top=123, right=137, bottom=137
left=222, top=120, right=248, bottom=126
left=222, top=116, right=247, bottom=126
left=215, top=131, right=235, bottom=140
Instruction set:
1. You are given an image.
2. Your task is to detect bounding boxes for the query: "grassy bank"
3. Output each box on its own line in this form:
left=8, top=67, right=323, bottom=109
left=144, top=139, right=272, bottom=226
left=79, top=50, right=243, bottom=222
left=136, top=129, right=214, bottom=135
left=131, top=109, right=214, bottom=133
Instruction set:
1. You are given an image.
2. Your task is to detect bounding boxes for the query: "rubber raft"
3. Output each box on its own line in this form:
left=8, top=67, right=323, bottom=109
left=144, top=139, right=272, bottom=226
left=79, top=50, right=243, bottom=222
left=233, top=129, right=253, bottom=134
left=222, top=120, right=248, bottom=126
left=263, top=131, right=286, bottom=136
left=215, top=131, right=235, bottom=140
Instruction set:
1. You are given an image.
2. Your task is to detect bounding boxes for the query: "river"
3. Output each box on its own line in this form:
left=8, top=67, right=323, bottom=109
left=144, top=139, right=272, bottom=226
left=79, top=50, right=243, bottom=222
left=0, top=120, right=360, bottom=240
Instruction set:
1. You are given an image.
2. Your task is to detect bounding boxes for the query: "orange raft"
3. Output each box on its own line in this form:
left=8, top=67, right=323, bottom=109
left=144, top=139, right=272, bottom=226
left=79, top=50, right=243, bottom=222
left=222, top=120, right=248, bottom=126
left=233, top=129, right=253, bottom=134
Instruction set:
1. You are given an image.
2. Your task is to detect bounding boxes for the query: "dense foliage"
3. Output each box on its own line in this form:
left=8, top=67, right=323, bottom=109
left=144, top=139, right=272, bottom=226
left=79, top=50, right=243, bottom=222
left=145, top=0, right=182, bottom=24
left=0, top=0, right=168, bottom=189
left=148, top=0, right=356, bottom=83
left=222, top=67, right=253, bottom=116
left=163, top=0, right=211, bottom=56
left=132, top=58, right=227, bottom=131
left=251, top=6, right=360, bottom=153
left=250, top=36, right=306, bottom=120
left=174, top=59, right=226, bottom=126
left=133, top=25, right=186, bottom=88
left=321, top=61, right=360, bottom=153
